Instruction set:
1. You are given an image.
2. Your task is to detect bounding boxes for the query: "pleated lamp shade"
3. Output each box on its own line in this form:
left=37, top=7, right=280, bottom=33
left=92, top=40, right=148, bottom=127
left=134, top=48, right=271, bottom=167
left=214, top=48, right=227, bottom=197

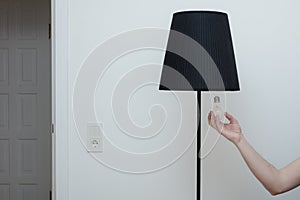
left=159, top=11, right=240, bottom=91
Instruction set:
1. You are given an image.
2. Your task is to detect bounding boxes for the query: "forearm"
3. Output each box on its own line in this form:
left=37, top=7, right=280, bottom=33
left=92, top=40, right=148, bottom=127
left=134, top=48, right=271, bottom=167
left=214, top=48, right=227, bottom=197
left=209, top=112, right=300, bottom=195
left=235, top=135, right=282, bottom=195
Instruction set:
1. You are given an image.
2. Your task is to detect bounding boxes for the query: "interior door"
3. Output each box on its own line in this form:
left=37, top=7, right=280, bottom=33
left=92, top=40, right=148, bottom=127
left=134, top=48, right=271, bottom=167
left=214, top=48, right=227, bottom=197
left=0, top=0, right=51, bottom=199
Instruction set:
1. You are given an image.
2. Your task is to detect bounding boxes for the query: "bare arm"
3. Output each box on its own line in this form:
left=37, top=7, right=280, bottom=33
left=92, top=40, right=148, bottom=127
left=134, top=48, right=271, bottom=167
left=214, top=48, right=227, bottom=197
left=236, top=135, right=300, bottom=195
left=208, top=112, right=300, bottom=195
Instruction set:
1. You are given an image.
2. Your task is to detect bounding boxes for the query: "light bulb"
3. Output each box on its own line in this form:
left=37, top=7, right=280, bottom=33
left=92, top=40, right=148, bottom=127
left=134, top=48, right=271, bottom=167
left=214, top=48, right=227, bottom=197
left=213, top=96, right=224, bottom=122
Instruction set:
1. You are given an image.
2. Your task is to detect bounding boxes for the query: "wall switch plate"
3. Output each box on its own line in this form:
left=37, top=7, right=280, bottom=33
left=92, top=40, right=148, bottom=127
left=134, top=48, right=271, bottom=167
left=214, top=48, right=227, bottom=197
left=86, top=123, right=103, bottom=152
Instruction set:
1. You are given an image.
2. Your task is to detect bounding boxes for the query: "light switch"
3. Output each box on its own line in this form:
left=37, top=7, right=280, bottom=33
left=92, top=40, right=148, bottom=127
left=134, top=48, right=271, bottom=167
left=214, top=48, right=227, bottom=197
left=87, top=123, right=103, bottom=152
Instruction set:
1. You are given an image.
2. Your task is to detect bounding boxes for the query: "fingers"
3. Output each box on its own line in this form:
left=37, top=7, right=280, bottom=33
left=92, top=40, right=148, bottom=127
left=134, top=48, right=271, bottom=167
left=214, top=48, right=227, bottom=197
left=225, top=112, right=238, bottom=124
left=208, top=111, right=217, bottom=128
left=207, top=111, right=212, bottom=125
left=208, top=111, right=225, bottom=135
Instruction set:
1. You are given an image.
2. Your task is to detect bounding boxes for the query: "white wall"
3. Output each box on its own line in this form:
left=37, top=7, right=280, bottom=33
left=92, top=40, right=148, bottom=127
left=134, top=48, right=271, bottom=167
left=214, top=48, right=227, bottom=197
left=68, top=0, right=198, bottom=200
left=201, top=0, right=300, bottom=200
left=54, top=0, right=300, bottom=200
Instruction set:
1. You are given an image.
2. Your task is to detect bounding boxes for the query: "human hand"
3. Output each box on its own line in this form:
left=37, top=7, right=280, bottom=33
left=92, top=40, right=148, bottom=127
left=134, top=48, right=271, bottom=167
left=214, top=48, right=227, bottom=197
left=208, top=111, right=243, bottom=145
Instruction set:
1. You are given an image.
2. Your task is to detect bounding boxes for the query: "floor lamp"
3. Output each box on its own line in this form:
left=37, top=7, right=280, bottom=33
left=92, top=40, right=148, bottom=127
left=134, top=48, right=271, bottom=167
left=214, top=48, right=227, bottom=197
left=159, top=11, right=240, bottom=200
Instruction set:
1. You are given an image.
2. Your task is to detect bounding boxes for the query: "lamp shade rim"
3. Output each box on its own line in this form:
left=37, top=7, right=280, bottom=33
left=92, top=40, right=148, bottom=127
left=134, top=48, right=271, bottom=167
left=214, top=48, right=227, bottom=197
left=158, top=85, right=240, bottom=91
left=173, top=10, right=228, bottom=16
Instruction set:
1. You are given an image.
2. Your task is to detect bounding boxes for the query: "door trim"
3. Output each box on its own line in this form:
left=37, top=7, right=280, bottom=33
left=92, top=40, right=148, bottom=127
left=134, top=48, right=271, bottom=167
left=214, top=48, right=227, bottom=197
left=51, top=0, right=70, bottom=199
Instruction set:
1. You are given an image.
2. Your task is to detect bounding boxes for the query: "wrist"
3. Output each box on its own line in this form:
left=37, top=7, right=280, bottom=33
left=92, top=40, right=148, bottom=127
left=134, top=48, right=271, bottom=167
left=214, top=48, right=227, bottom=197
left=233, top=133, right=245, bottom=147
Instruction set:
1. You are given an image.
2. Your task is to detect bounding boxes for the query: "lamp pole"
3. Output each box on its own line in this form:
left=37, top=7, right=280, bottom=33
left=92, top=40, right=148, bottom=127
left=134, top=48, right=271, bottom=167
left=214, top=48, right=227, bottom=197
left=197, top=91, right=201, bottom=200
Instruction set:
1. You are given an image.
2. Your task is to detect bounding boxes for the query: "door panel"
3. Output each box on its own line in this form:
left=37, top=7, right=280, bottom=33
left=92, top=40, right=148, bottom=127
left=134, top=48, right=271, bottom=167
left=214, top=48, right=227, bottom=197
left=0, top=0, right=51, bottom=199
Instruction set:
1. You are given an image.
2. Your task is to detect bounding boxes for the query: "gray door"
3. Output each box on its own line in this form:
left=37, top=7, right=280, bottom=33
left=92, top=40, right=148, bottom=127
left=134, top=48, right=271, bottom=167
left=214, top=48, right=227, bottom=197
left=0, top=0, right=51, bottom=199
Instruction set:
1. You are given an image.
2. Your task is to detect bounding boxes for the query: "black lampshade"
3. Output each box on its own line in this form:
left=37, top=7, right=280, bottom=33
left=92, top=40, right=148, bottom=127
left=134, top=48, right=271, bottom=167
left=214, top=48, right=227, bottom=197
left=159, top=11, right=240, bottom=91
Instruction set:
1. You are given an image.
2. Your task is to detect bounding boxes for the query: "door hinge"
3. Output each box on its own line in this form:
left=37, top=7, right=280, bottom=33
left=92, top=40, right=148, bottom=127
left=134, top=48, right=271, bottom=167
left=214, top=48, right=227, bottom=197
left=48, top=24, right=51, bottom=39
left=51, top=123, right=55, bottom=134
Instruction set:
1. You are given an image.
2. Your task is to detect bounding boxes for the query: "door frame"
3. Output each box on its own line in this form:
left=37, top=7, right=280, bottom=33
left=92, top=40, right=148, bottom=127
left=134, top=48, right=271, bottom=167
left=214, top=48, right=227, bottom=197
left=51, top=0, right=69, bottom=199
